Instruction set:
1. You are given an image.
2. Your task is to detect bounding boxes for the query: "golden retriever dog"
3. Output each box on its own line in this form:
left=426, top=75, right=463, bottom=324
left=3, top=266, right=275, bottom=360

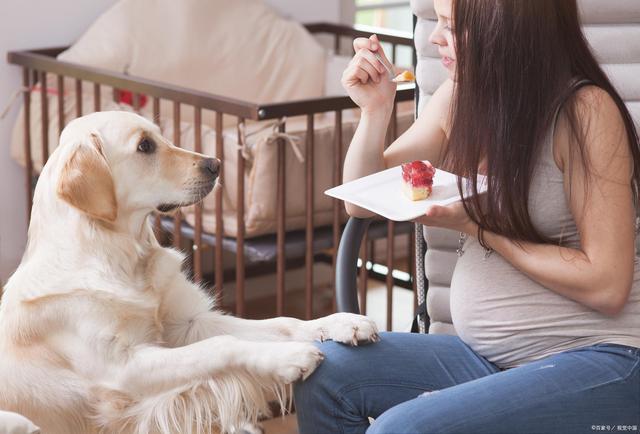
left=0, top=111, right=379, bottom=434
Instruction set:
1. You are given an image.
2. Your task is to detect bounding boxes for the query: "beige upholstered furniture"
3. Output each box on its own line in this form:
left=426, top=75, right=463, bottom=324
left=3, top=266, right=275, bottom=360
left=412, top=0, right=640, bottom=335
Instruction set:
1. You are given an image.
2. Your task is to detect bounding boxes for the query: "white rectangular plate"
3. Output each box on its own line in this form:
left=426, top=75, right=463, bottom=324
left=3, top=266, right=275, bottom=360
left=325, top=163, right=486, bottom=222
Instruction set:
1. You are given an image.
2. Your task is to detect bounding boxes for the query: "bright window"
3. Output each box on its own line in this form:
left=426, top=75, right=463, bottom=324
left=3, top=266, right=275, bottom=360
left=355, top=0, right=412, bottom=33
left=355, top=0, right=413, bottom=68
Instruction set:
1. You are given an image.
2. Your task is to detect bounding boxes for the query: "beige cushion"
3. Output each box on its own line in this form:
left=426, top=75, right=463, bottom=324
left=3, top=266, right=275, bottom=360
left=411, top=0, right=640, bottom=30
left=412, top=0, right=640, bottom=334
left=11, top=77, right=126, bottom=173
left=11, top=0, right=327, bottom=169
left=179, top=106, right=413, bottom=238
left=579, top=0, right=640, bottom=24
left=0, top=411, right=39, bottom=434
left=57, top=0, right=326, bottom=110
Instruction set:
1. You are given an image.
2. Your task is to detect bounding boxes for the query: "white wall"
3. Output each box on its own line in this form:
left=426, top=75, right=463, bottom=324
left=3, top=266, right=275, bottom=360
left=0, top=0, right=348, bottom=284
left=0, top=0, right=119, bottom=283
left=265, top=0, right=353, bottom=24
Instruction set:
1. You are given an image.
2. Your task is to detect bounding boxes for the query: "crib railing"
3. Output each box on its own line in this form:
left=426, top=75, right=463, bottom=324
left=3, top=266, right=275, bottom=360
left=7, top=23, right=416, bottom=328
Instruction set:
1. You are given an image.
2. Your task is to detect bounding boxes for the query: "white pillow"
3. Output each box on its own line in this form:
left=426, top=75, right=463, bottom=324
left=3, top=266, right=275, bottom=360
left=0, top=411, right=40, bottom=434
left=58, top=0, right=326, bottom=105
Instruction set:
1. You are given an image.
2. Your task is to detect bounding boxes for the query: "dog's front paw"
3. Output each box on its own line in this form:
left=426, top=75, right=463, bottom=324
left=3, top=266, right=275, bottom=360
left=258, top=342, right=324, bottom=384
left=313, top=313, right=380, bottom=346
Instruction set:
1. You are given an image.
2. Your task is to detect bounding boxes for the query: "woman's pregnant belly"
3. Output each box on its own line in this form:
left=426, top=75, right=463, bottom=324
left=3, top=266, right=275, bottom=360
left=449, top=240, right=640, bottom=369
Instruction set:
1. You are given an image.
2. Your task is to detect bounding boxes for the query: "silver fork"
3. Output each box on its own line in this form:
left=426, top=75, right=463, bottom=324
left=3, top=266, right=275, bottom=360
left=374, top=51, right=395, bottom=81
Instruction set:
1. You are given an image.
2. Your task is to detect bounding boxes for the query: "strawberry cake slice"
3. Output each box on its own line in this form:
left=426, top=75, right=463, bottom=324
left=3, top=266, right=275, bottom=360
left=401, top=160, right=436, bottom=200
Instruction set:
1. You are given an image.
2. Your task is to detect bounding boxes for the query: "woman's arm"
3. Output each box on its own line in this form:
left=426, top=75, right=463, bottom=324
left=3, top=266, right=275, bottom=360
left=344, top=83, right=452, bottom=217
left=342, top=108, right=393, bottom=218
left=341, top=36, right=453, bottom=218
left=383, top=78, right=452, bottom=168
left=481, top=87, right=636, bottom=316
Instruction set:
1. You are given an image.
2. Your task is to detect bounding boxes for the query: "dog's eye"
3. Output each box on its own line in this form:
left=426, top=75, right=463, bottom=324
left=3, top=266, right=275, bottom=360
left=137, top=138, right=156, bottom=154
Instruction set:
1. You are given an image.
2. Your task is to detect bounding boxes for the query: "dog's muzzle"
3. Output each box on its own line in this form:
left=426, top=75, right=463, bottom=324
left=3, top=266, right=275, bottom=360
left=156, top=158, right=221, bottom=213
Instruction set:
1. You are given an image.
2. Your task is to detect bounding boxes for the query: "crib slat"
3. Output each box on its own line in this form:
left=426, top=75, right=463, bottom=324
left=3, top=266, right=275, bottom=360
left=386, top=221, right=395, bottom=331
left=152, top=97, right=162, bottom=238
left=334, top=35, right=341, bottom=55
left=331, top=110, right=343, bottom=311
left=359, top=229, right=369, bottom=315
left=215, top=112, right=225, bottom=297
left=305, top=114, right=315, bottom=320
left=23, top=68, right=33, bottom=216
left=172, top=102, right=182, bottom=249
left=57, top=75, right=64, bottom=137
left=75, top=79, right=82, bottom=117
left=392, top=44, right=397, bottom=65
left=193, top=106, right=203, bottom=282
left=133, top=93, right=141, bottom=112
left=276, top=121, right=286, bottom=316
left=236, top=117, right=246, bottom=317
left=93, top=83, right=101, bottom=112
left=40, top=71, right=49, bottom=162
left=152, top=97, right=160, bottom=123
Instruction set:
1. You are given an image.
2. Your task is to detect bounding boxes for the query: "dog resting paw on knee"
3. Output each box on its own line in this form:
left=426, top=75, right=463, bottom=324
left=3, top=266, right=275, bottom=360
left=0, top=111, right=379, bottom=434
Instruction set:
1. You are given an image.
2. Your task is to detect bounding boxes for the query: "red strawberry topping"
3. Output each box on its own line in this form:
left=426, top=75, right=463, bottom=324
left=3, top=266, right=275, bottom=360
left=401, top=160, right=435, bottom=186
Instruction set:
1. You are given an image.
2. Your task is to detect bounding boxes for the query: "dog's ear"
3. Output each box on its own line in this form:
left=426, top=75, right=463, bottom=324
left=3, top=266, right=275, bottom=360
left=57, top=133, right=117, bottom=223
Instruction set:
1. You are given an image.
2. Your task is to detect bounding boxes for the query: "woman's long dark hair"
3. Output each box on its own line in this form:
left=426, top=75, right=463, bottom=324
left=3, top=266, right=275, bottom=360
left=443, top=0, right=640, bottom=243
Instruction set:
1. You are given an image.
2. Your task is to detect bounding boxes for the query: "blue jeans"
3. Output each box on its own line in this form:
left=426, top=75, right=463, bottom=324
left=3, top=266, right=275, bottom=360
left=294, top=332, right=640, bottom=434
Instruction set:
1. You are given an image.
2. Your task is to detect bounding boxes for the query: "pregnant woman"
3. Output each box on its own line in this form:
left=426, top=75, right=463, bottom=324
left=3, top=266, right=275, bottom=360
left=294, top=0, right=640, bottom=433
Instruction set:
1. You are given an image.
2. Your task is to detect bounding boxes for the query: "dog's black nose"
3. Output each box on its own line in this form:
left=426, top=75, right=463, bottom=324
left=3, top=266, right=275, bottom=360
left=200, top=158, right=220, bottom=179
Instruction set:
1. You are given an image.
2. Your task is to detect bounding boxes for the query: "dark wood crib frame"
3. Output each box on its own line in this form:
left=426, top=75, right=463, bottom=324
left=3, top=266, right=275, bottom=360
left=7, top=23, right=417, bottom=329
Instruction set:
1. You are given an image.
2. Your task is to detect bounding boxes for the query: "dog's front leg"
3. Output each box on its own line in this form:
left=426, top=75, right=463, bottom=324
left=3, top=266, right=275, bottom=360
left=166, top=299, right=379, bottom=346
left=116, top=336, right=324, bottom=396
left=152, top=248, right=379, bottom=347
left=211, top=312, right=381, bottom=345
left=159, top=278, right=380, bottom=346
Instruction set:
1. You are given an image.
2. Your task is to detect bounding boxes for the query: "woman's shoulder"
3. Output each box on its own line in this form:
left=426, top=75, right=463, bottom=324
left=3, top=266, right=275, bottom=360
left=553, top=83, right=628, bottom=171
left=570, top=84, right=627, bottom=149
left=572, top=84, right=620, bottom=117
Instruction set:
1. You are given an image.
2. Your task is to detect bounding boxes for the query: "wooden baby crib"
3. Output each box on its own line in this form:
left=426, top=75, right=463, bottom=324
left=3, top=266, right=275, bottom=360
left=7, top=23, right=417, bottom=328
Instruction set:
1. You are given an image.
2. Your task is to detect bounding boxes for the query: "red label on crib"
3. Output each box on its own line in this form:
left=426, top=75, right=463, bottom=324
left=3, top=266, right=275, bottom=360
left=118, top=90, right=148, bottom=108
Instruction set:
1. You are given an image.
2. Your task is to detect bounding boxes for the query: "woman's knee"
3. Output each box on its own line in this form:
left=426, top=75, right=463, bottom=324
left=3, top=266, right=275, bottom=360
left=294, top=340, right=355, bottom=402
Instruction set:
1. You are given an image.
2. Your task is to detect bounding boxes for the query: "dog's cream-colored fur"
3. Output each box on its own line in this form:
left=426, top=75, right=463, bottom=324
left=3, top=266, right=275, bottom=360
left=0, top=112, right=379, bottom=434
